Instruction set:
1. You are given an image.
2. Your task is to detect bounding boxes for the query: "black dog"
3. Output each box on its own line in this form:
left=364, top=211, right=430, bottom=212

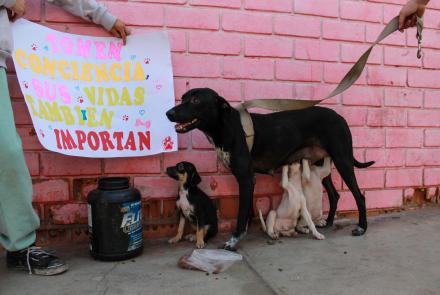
left=166, top=88, right=374, bottom=250
left=166, top=161, right=218, bottom=248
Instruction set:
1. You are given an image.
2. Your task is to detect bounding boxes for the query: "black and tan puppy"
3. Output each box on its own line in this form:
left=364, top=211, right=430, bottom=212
left=166, top=161, right=218, bottom=248
left=166, top=88, right=374, bottom=251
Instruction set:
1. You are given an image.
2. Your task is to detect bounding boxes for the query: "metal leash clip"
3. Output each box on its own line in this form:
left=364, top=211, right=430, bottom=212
left=416, top=15, right=424, bottom=59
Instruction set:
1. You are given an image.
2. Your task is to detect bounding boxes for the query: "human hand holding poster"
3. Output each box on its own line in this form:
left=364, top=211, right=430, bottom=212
left=11, top=19, right=177, bottom=158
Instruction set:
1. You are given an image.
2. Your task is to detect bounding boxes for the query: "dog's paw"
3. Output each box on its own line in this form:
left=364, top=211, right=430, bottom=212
left=314, top=232, right=325, bottom=240
left=219, top=236, right=239, bottom=252
left=196, top=240, right=205, bottom=249
left=184, top=234, right=196, bottom=242
left=315, top=219, right=327, bottom=228
left=351, top=226, right=366, bottom=236
left=269, top=232, right=279, bottom=240
left=168, top=236, right=181, bottom=244
left=296, top=226, right=310, bottom=234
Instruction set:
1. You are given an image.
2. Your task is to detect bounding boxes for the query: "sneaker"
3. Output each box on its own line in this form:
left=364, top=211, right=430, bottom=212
left=6, top=246, right=69, bottom=275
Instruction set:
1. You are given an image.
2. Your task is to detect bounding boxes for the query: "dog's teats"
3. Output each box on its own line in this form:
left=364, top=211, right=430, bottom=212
left=166, top=161, right=218, bottom=249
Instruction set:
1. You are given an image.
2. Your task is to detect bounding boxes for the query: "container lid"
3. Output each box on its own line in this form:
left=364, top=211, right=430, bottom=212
left=98, top=177, right=130, bottom=190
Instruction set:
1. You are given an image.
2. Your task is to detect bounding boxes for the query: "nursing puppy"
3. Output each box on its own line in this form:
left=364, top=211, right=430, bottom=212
left=167, top=162, right=218, bottom=248
left=259, top=163, right=325, bottom=240
left=296, top=157, right=332, bottom=234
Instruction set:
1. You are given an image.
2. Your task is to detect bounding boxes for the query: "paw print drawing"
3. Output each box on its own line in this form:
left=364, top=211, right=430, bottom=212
left=144, top=58, right=151, bottom=65
left=122, top=115, right=129, bottom=122
left=77, top=97, right=84, bottom=104
left=23, top=81, right=29, bottom=89
left=31, top=44, right=37, bottom=51
left=163, top=136, right=174, bottom=151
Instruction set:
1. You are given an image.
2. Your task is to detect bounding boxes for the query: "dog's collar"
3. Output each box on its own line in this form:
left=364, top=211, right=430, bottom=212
left=235, top=104, right=255, bottom=152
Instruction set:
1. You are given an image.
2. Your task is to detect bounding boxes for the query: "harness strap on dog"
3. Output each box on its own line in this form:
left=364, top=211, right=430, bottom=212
left=236, top=15, right=424, bottom=152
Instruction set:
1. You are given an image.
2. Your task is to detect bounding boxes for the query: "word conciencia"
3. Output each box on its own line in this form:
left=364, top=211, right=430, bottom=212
left=15, top=49, right=146, bottom=82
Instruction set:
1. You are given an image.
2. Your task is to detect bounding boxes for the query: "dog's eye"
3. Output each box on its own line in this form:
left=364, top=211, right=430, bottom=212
left=177, top=163, right=185, bottom=172
left=191, top=97, right=200, bottom=104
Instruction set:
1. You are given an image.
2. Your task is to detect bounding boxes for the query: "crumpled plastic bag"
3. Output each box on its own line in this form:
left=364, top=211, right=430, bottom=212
left=178, top=249, right=242, bottom=274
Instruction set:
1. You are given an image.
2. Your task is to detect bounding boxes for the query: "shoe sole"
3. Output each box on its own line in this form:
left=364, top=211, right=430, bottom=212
left=8, top=264, right=69, bottom=276
left=33, top=264, right=69, bottom=276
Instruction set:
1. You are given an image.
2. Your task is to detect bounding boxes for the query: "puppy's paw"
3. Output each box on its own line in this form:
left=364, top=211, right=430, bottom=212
left=168, top=236, right=181, bottom=244
left=196, top=240, right=205, bottom=249
left=315, top=219, right=327, bottom=228
left=184, top=234, right=196, bottom=242
left=269, top=232, right=279, bottom=240
left=296, top=226, right=309, bottom=234
left=351, top=226, right=366, bottom=236
left=314, top=232, right=325, bottom=240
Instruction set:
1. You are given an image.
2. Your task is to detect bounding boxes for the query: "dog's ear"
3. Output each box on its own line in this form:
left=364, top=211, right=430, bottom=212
left=216, top=95, right=230, bottom=111
left=188, top=171, right=202, bottom=187
left=188, top=166, right=202, bottom=187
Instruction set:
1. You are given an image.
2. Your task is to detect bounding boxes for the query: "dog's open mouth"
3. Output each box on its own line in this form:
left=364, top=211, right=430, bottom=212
left=175, top=118, right=199, bottom=132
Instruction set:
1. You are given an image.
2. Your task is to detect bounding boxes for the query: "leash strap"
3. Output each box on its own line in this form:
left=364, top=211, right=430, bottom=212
left=237, top=15, right=424, bottom=151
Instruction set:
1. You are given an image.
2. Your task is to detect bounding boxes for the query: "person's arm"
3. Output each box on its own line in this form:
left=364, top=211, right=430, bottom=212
left=399, top=0, right=430, bottom=31
left=0, top=0, right=16, bottom=7
left=47, top=0, right=129, bottom=44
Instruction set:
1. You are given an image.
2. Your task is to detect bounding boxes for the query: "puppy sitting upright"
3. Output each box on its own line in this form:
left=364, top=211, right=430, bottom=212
left=166, top=161, right=218, bottom=248
left=259, top=163, right=325, bottom=240
left=296, top=157, right=332, bottom=233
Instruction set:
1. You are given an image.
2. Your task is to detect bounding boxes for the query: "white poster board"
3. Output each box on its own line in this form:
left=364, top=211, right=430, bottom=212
left=12, top=19, right=177, bottom=158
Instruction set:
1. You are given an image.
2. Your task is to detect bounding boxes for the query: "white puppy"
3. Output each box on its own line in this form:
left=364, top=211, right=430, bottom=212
left=296, top=157, right=332, bottom=234
left=259, top=163, right=325, bottom=240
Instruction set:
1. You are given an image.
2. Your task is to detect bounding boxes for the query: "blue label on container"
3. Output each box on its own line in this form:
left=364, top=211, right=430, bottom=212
left=120, top=200, right=142, bottom=251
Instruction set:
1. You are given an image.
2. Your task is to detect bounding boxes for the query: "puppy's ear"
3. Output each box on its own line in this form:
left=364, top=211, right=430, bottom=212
left=188, top=168, right=202, bottom=187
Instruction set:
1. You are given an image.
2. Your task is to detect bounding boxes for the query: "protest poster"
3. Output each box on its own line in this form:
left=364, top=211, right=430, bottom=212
left=11, top=19, right=177, bottom=158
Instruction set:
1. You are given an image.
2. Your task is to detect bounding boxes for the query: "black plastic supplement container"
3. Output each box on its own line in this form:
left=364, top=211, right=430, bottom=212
left=87, top=177, right=143, bottom=261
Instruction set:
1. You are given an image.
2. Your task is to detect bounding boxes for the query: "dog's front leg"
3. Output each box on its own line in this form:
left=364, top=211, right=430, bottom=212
left=195, top=226, right=205, bottom=249
left=222, top=177, right=255, bottom=251
left=169, top=215, right=185, bottom=244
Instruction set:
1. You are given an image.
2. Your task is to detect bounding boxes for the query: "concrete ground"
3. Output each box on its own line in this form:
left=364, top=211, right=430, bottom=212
left=1, top=206, right=439, bottom=295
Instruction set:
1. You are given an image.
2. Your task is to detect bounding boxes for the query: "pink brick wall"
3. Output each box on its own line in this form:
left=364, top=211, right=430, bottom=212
left=6, top=0, right=440, bottom=244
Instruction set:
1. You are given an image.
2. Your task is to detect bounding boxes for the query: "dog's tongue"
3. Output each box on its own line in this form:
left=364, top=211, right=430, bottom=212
left=175, top=123, right=184, bottom=131
left=175, top=119, right=198, bottom=132
left=175, top=122, right=190, bottom=131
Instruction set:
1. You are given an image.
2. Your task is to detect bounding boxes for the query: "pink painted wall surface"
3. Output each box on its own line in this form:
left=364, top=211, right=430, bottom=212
left=5, top=0, right=440, bottom=243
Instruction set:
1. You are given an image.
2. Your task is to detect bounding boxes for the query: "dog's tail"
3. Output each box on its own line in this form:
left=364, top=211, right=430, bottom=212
left=258, top=209, right=267, bottom=233
left=354, top=158, right=375, bottom=168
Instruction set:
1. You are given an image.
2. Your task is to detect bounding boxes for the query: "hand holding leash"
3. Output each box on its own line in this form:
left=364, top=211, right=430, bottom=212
left=399, top=0, right=428, bottom=31
left=399, top=0, right=427, bottom=58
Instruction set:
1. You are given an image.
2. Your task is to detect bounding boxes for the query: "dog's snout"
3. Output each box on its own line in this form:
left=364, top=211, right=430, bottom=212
left=166, top=109, right=176, bottom=121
